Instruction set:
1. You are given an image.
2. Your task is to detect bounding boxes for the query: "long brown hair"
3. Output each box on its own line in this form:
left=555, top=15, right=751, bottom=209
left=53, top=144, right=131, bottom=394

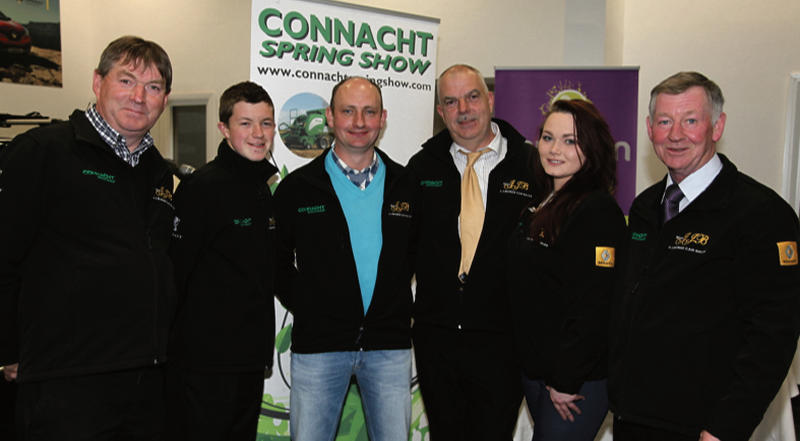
left=528, top=99, right=617, bottom=241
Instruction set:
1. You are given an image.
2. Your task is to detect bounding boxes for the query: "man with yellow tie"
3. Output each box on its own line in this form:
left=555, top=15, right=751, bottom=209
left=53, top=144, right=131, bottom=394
left=407, top=64, right=536, bottom=440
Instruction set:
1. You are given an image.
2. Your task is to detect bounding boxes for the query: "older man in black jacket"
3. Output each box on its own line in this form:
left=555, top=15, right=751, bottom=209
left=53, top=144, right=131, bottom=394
left=0, top=36, right=174, bottom=440
left=407, top=64, right=536, bottom=441
left=610, top=71, right=800, bottom=441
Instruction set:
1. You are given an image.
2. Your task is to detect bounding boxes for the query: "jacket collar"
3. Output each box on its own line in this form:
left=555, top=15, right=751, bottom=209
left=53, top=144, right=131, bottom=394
left=633, top=153, right=739, bottom=226
left=69, top=109, right=169, bottom=175
left=421, top=118, right=530, bottom=162
left=215, top=139, right=278, bottom=184
left=292, top=146, right=404, bottom=192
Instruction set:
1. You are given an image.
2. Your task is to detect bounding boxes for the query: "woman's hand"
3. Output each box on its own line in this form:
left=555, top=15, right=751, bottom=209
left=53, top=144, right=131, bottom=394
left=546, top=385, right=585, bottom=422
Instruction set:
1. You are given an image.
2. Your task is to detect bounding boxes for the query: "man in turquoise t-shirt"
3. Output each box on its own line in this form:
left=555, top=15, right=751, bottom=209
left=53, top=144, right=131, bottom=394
left=274, top=77, right=416, bottom=441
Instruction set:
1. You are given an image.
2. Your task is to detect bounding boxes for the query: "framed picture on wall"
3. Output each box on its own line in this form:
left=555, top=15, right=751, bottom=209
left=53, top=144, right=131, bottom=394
left=0, top=0, right=61, bottom=87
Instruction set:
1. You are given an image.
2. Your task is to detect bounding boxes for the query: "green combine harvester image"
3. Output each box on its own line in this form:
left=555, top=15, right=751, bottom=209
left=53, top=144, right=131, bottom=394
left=279, top=108, right=334, bottom=155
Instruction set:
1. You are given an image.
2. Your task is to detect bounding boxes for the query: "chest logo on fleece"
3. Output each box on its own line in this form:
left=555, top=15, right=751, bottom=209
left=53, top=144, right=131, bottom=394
left=500, top=179, right=532, bottom=198
left=667, top=232, right=710, bottom=254
left=82, top=169, right=115, bottom=184
left=233, top=217, right=253, bottom=227
left=595, top=246, right=615, bottom=268
left=389, top=200, right=412, bottom=218
left=297, top=204, right=325, bottom=214
left=777, top=241, right=798, bottom=266
left=153, top=186, right=174, bottom=209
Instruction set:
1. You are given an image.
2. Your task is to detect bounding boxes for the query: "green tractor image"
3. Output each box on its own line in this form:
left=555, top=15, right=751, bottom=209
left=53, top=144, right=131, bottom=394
left=279, top=108, right=334, bottom=157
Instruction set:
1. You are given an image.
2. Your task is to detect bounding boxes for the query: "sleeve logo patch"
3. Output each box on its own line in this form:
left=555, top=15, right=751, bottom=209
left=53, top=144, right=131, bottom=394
left=777, top=241, right=798, bottom=266
left=595, top=246, right=615, bottom=268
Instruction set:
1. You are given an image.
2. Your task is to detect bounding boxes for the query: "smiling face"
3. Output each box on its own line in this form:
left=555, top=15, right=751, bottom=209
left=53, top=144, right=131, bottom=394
left=437, top=67, right=495, bottom=151
left=326, top=78, right=386, bottom=157
left=218, top=101, right=275, bottom=162
left=538, top=112, right=586, bottom=191
left=92, top=60, right=169, bottom=151
left=647, top=86, right=726, bottom=183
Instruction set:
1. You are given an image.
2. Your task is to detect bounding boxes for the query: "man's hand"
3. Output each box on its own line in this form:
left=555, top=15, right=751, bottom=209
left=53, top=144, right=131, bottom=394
left=699, top=430, right=721, bottom=441
left=546, top=385, right=585, bottom=422
left=2, top=363, right=18, bottom=381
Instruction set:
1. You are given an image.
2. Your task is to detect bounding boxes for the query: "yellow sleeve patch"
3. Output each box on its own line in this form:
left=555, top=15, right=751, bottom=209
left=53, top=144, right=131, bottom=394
left=595, top=246, right=615, bottom=268
left=777, top=241, right=798, bottom=266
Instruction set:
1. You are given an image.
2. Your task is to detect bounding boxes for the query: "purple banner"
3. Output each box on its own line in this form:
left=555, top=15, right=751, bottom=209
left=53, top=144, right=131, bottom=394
left=494, top=68, right=639, bottom=214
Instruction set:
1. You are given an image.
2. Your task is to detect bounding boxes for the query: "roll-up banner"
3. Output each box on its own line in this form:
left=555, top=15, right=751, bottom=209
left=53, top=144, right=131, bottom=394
left=250, top=1, right=439, bottom=439
left=494, top=68, right=639, bottom=214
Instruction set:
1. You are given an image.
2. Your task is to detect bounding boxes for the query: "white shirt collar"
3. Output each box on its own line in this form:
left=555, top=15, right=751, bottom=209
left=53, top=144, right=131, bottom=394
left=664, top=153, right=723, bottom=205
left=452, top=121, right=503, bottom=156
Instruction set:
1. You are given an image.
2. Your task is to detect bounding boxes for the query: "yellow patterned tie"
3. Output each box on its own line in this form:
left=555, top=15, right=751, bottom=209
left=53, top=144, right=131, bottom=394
left=459, top=149, right=487, bottom=276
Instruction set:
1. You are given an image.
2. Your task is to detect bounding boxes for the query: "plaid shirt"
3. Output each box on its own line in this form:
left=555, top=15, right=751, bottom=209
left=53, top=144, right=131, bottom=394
left=330, top=147, right=379, bottom=190
left=85, top=104, right=154, bottom=167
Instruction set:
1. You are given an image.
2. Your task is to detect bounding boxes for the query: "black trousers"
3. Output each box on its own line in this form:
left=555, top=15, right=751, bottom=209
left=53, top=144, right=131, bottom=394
left=16, top=366, right=165, bottom=441
left=165, top=366, right=264, bottom=441
left=413, top=325, right=523, bottom=441
left=613, top=416, right=700, bottom=441
left=0, top=379, right=16, bottom=440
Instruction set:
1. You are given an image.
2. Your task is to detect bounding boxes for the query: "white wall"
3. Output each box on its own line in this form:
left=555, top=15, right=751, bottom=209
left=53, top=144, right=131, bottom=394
left=621, top=0, right=800, bottom=194
left=3, top=0, right=799, bottom=192
left=0, top=0, right=566, bottom=162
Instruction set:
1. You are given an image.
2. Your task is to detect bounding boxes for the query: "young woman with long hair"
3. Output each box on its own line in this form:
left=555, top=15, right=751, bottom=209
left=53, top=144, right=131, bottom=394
left=508, top=99, right=627, bottom=441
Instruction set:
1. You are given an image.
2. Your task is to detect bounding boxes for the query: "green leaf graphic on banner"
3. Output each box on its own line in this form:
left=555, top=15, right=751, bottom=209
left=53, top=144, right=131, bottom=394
left=270, top=164, right=290, bottom=194
left=275, top=324, right=292, bottom=354
left=335, top=385, right=368, bottom=441
left=410, top=388, right=429, bottom=439
left=258, top=393, right=290, bottom=439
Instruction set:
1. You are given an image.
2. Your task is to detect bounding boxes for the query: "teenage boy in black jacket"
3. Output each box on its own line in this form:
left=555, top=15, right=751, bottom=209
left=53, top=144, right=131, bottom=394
left=0, top=36, right=174, bottom=440
left=166, top=81, right=278, bottom=441
left=274, top=77, right=415, bottom=441
left=610, top=71, right=800, bottom=441
left=407, top=64, right=535, bottom=441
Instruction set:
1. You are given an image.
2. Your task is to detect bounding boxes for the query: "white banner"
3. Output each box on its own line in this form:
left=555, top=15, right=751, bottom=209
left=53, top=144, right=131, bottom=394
left=250, top=1, right=438, bottom=439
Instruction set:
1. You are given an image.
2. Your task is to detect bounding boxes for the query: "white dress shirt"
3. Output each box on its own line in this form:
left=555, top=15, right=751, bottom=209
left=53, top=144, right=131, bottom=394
left=662, top=153, right=723, bottom=213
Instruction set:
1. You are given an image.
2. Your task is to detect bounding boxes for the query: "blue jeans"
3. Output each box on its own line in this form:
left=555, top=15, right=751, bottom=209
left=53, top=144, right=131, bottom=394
left=290, top=349, right=411, bottom=441
left=523, top=377, right=609, bottom=441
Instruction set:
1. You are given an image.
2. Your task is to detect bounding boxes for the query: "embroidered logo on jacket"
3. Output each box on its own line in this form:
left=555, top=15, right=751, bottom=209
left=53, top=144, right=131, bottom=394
left=233, top=217, right=253, bottom=227
left=595, top=246, right=615, bottom=268
left=82, top=169, right=115, bottom=183
left=503, top=180, right=529, bottom=191
left=420, top=180, right=443, bottom=187
left=268, top=217, right=277, bottom=231
left=631, top=232, right=647, bottom=241
left=298, top=205, right=325, bottom=214
left=667, top=232, right=710, bottom=254
left=153, top=186, right=174, bottom=209
left=499, top=179, right=532, bottom=198
left=389, top=200, right=412, bottom=218
left=777, top=241, right=798, bottom=266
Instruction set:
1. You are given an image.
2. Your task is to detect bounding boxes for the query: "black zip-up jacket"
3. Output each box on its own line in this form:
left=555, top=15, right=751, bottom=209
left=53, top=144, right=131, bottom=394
left=508, top=191, right=626, bottom=394
left=609, top=154, right=800, bottom=441
left=0, top=110, right=175, bottom=382
left=168, top=140, right=278, bottom=372
left=407, top=119, right=536, bottom=332
left=273, top=148, right=415, bottom=353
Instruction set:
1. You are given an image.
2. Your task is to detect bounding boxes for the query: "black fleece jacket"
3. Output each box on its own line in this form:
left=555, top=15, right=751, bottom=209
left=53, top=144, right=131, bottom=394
left=407, top=119, right=536, bottom=333
left=273, top=148, right=415, bottom=353
left=609, top=154, right=800, bottom=441
left=168, top=140, right=278, bottom=372
left=508, top=190, right=626, bottom=394
left=0, top=110, right=175, bottom=382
